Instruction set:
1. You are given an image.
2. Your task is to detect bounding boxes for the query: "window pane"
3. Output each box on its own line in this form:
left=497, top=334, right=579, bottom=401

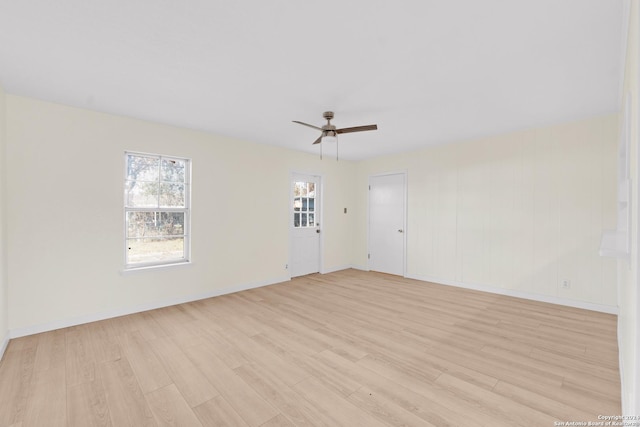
left=308, top=198, right=315, bottom=212
left=308, top=182, right=315, bottom=196
left=127, top=155, right=159, bottom=182
left=294, top=182, right=307, bottom=197
left=125, top=181, right=159, bottom=207
left=160, top=183, right=185, bottom=208
left=127, top=237, right=184, bottom=264
left=293, top=197, right=301, bottom=211
left=127, top=212, right=185, bottom=237
left=161, top=158, right=185, bottom=183
left=309, top=213, right=315, bottom=226
left=294, top=212, right=300, bottom=227
left=301, top=213, right=307, bottom=227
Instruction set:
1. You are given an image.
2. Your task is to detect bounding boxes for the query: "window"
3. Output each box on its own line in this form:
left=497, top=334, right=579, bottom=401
left=293, top=181, right=315, bottom=227
left=124, top=152, right=191, bottom=268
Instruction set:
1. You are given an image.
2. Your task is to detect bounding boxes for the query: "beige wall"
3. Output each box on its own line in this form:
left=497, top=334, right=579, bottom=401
left=6, top=95, right=356, bottom=333
left=0, top=84, right=7, bottom=350
left=354, top=114, right=618, bottom=308
left=619, top=0, right=639, bottom=415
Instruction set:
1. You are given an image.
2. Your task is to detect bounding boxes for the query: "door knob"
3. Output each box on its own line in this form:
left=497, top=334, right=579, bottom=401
left=398, top=229, right=404, bottom=233
left=316, top=229, right=321, bottom=234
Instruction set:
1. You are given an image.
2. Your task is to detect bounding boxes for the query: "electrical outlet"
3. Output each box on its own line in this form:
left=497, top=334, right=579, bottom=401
left=561, top=279, right=571, bottom=289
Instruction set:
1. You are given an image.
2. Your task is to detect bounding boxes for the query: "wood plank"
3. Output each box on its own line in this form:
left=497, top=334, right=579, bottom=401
left=356, top=351, right=442, bottom=386
left=118, top=331, right=172, bottom=394
left=530, top=347, right=619, bottom=379
left=109, top=312, right=168, bottom=342
left=23, top=365, right=66, bottom=427
left=183, top=344, right=279, bottom=427
left=148, top=306, right=205, bottom=349
left=212, top=325, right=309, bottom=386
left=347, top=385, right=438, bottom=427
left=481, top=344, right=620, bottom=396
left=435, top=372, right=558, bottom=426
left=145, top=383, right=203, bottom=427
left=193, top=396, right=249, bottom=427
left=292, top=376, right=387, bottom=427
left=0, top=347, right=37, bottom=426
left=146, top=337, right=219, bottom=408
left=33, top=329, right=66, bottom=372
left=65, top=326, right=96, bottom=386
left=258, top=414, right=295, bottom=427
left=67, top=379, right=112, bottom=427
left=233, top=363, right=323, bottom=427
left=560, top=379, right=621, bottom=414
left=98, top=358, right=156, bottom=427
left=87, top=320, right=122, bottom=363
left=4, top=334, right=39, bottom=355
left=315, top=349, right=500, bottom=427
left=192, top=322, right=250, bottom=369
left=492, top=380, right=596, bottom=422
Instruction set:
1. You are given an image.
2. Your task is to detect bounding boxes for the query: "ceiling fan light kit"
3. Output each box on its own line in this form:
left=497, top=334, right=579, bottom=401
left=322, top=134, right=337, bottom=144
left=293, top=111, right=377, bottom=161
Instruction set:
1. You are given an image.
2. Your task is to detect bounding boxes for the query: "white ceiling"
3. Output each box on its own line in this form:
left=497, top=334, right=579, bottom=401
left=0, top=0, right=625, bottom=160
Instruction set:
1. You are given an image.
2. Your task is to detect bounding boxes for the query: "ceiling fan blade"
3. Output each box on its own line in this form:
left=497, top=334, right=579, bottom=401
left=293, top=120, right=323, bottom=131
left=336, top=124, right=378, bottom=134
left=312, top=135, right=322, bottom=145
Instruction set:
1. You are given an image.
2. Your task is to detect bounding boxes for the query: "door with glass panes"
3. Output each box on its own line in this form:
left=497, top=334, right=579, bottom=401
left=290, top=174, right=321, bottom=277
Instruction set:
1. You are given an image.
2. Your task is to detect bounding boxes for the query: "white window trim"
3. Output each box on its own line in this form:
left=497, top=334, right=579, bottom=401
left=123, top=151, right=192, bottom=270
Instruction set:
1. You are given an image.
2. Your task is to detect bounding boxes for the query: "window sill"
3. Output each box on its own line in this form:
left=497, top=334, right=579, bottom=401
left=120, top=261, right=192, bottom=275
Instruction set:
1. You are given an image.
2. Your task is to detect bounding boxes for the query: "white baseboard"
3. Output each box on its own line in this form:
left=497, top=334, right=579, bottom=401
left=9, top=275, right=291, bottom=339
left=406, top=274, right=619, bottom=315
left=323, top=264, right=370, bottom=273
left=321, top=264, right=355, bottom=274
left=0, top=331, right=9, bottom=362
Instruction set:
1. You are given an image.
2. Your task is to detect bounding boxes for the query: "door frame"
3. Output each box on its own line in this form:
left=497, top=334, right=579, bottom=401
left=367, top=170, right=408, bottom=276
left=289, top=171, right=324, bottom=278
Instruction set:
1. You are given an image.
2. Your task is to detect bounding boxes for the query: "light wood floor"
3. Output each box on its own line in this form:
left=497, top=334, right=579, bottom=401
left=0, top=269, right=621, bottom=427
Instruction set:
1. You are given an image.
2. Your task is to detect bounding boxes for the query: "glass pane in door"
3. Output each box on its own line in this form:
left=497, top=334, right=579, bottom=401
left=292, top=181, right=316, bottom=228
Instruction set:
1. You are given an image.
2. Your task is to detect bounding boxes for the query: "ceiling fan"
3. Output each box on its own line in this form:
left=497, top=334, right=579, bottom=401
left=293, top=111, right=377, bottom=160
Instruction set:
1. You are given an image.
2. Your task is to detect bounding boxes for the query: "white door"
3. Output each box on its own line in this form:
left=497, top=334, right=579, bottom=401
left=369, top=173, right=406, bottom=276
left=290, top=174, right=321, bottom=277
